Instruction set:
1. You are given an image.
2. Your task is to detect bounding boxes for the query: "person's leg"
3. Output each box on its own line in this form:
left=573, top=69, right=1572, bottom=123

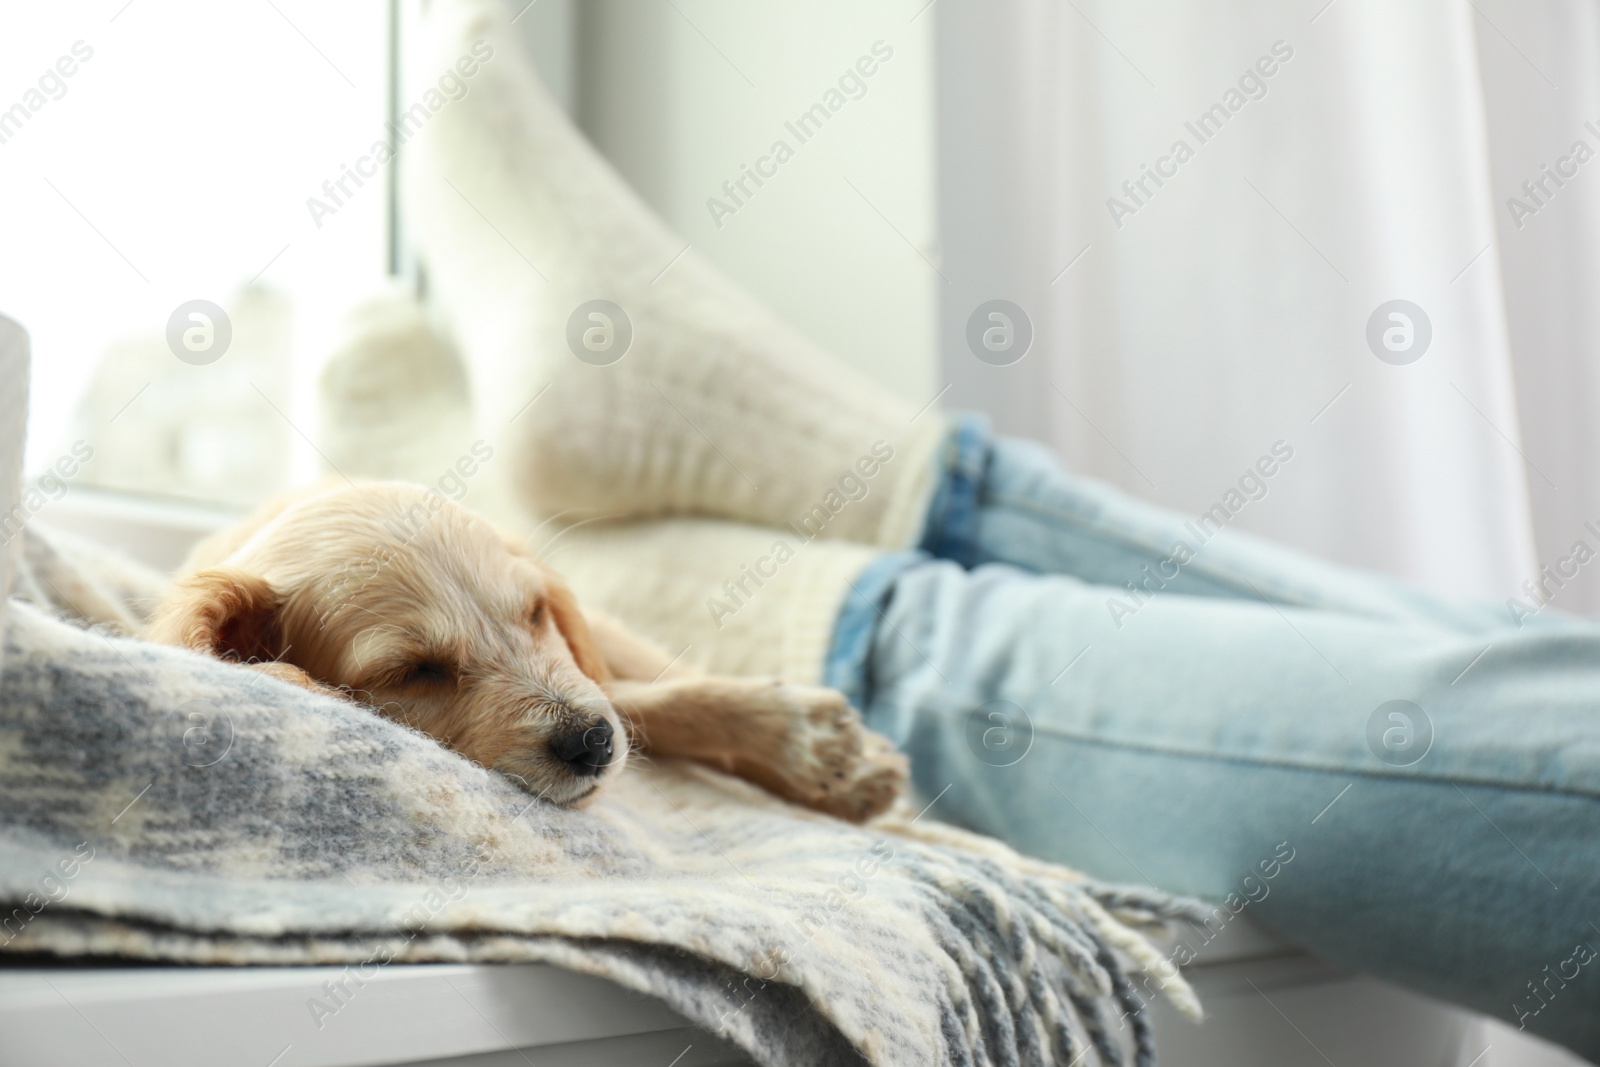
left=404, top=0, right=946, bottom=549
left=825, top=555, right=1600, bottom=1058
left=919, top=415, right=1530, bottom=634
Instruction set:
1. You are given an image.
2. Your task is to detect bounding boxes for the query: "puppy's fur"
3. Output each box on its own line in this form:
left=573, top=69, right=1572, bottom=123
left=146, top=483, right=906, bottom=821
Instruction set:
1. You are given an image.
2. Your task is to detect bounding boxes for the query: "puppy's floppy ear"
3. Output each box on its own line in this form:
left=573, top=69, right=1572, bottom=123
left=544, top=576, right=611, bottom=687
left=146, top=566, right=288, bottom=663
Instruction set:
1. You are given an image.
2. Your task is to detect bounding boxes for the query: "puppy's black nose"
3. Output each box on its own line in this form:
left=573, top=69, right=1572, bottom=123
left=551, top=720, right=614, bottom=776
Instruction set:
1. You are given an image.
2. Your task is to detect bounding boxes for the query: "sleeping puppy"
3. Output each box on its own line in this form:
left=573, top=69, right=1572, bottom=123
left=146, top=482, right=906, bottom=821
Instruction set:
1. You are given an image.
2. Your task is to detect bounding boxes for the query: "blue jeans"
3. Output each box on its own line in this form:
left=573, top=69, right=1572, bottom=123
left=824, top=416, right=1600, bottom=1058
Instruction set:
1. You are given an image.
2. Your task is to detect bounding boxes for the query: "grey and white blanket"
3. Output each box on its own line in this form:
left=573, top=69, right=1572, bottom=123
left=0, top=524, right=1204, bottom=1067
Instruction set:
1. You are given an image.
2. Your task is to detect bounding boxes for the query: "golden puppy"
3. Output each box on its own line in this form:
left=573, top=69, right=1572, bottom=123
left=147, top=483, right=906, bottom=820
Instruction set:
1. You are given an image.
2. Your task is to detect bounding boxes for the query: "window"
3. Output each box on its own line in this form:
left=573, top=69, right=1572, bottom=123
left=2, top=0, right=390, bottom=506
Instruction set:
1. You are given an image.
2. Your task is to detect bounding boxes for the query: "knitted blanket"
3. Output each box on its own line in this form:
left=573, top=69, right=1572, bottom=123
left=0, top=527, right=1204, bottom=1067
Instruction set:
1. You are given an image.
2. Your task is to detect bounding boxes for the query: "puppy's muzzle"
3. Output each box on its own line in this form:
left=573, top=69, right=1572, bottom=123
left=550, top=719, right=615, bottom=776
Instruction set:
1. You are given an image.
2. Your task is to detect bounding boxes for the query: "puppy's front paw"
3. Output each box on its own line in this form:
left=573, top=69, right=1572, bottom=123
left=752, top=683, right=907, bottom=823
left=832, top=729, right=909, bottom=823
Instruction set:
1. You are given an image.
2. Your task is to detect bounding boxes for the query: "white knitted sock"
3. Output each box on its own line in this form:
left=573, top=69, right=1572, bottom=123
left=404, top=0, right=946, bottom=549
left=548, top=517, right=884, bottom=685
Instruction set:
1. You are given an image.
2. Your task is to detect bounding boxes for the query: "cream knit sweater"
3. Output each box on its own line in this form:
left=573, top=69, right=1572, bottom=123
left=545, top=518, right=883, bottom=685
left=319, top=0, right=948, bottom=682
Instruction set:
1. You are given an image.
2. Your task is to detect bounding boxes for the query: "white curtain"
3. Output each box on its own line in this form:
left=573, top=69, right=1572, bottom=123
left=937, top=0, right=1600, bottom=612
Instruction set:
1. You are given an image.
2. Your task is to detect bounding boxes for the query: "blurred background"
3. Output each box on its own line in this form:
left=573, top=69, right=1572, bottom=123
left=13, top=0, right=1600, bottom=618
left=3, top=2, right=1597, bottom=1060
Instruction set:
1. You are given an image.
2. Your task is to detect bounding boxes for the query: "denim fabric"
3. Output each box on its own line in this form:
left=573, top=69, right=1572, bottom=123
left=825, top=550, right=925, bottom=716
left=915, top=414, right=991, bottom=569
left=824, top=416, right=1600, bottom=1058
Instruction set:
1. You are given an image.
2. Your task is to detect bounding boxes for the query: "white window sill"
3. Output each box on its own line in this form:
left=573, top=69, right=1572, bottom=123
left=43, top=485, right=244, bottom=573
left=0, top=962, right=750, bottom=1067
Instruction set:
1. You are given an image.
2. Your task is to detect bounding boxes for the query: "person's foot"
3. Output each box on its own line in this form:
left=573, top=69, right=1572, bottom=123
left=401, top=0, right=944, bottom=548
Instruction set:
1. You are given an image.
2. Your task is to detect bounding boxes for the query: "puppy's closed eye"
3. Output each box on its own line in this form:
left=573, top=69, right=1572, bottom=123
left=399, top=661, right=455, bottom=686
